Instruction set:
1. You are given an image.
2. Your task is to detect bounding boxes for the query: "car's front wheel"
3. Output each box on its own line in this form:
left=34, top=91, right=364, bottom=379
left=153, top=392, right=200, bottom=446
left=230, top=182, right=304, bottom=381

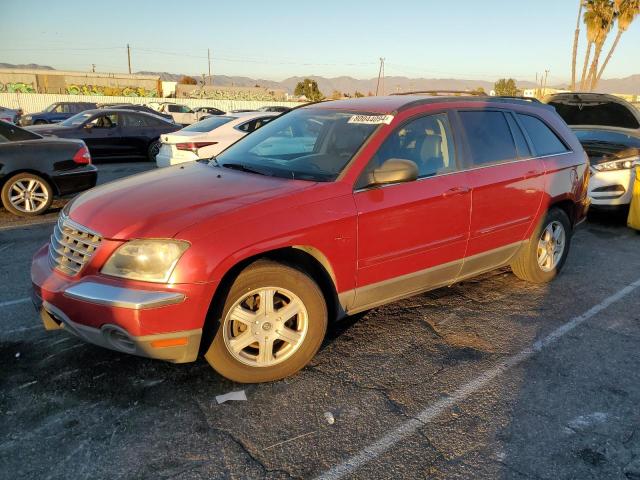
left=204, top=260, right=328, bottom=383
left=511, top=208, right=572, bottom=283
left=1, top=173, right=53, bottom=217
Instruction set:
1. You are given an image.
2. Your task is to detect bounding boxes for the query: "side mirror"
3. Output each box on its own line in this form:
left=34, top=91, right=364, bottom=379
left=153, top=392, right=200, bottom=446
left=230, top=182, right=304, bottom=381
left=369, top=158, right=418, bottom=186
left=84, top=123, right=93, bottom=130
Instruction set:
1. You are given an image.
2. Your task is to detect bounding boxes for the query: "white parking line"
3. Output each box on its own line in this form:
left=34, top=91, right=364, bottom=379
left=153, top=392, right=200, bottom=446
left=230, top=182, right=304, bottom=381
left=0, top=297, right=31, bottom=308
left=315, top=277, right=640, bottom=480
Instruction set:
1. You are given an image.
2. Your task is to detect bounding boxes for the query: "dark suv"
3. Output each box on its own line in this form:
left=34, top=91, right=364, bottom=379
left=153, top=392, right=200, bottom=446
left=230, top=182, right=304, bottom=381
left=19, top=102, right=97, bottom=126
left=33, top=96, right=589, bottom=383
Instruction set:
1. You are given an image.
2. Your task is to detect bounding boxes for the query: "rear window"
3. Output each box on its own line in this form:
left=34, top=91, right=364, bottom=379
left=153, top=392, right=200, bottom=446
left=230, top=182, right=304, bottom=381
left=0, top=122, right=42, bottom=142
left=458, top=111, right=517, bottom=165
left=517, top=114, right=569, bottom=156
left=182, top=116, right=234, bottom=132
left=548, top=100, right=640, bottom=129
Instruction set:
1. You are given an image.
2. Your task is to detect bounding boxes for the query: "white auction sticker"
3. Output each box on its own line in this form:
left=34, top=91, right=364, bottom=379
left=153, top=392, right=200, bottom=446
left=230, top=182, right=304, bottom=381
left=348, top=114, right=394, bottom=125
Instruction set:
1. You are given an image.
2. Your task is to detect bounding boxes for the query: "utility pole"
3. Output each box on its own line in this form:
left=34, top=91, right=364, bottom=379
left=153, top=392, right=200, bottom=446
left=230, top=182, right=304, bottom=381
left=91, top=64, right=96, bottom=73
left=207, top=48, right=212, bottom=85
left=375, top=57, right=385, bottom=96
left=127, top=44, right=132, bottom=74
left=542, top=69, right=550, bottom=96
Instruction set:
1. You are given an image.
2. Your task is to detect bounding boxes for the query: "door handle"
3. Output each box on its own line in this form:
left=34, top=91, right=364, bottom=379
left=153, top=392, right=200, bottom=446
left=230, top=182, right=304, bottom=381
left=443, top=186, right=470, bottom=197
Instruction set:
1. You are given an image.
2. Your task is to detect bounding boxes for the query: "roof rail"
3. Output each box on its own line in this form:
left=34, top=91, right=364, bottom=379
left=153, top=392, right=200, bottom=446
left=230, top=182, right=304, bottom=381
left=494, top=96, right=541, bottom=103
left=391, top=90, right=487, bottom=97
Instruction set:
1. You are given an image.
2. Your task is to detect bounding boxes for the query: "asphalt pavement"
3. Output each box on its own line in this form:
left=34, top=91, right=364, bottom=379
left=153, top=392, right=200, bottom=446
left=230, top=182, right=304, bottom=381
left=1, top=163, right=639, bottom=479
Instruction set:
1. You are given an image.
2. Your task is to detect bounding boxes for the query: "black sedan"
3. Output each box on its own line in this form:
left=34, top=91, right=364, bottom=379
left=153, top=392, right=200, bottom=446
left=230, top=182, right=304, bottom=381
left=98, top=103, right=175, bottom=123
left=0, top=120, right=97, bottom=216
left=27, top=109, right=181, bottom=161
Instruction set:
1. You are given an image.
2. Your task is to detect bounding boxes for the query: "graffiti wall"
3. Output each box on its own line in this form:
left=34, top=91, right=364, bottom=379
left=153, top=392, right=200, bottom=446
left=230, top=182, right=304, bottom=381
left=0, top=82, right=36, bottom=93
left=64, top=85, right=158, bottom=97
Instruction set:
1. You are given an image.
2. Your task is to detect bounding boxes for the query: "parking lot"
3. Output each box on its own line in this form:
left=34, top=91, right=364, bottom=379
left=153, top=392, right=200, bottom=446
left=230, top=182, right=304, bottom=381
left=1, top=163, right=639, bottom=480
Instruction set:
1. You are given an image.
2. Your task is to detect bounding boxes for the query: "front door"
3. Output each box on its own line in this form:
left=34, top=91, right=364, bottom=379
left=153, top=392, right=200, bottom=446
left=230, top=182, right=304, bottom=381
left=352, top=112, right=471, bottom=311
left=81, top=113, right=121, bottom=158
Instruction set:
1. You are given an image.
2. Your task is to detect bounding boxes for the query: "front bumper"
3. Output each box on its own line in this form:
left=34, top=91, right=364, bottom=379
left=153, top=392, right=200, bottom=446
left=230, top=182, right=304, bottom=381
left=588, top=167, right=635, bottom=206
left=32, top=244, right=215, bottom=363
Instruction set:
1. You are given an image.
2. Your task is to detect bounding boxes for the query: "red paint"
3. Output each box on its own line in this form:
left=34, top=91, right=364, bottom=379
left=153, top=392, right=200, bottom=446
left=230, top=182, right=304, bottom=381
left=32, top=96, right=589, bottom=339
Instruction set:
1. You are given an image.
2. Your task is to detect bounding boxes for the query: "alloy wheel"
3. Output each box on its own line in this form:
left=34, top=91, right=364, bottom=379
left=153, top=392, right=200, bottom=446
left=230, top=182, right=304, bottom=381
left=222, top=287, right=308, bottom=367
left=9, top=177, right=50, bottom=213
left=537, top=220, right=566, bottom=272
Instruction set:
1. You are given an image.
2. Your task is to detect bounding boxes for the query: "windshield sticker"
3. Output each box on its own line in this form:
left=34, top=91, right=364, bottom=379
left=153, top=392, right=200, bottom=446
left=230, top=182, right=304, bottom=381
left=348, top=114, right=394, bottom=125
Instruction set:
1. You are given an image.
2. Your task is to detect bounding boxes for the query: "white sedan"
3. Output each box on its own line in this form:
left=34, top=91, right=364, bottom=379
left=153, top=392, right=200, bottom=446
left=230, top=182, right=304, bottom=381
left=156, top=112, right=279, bottom=167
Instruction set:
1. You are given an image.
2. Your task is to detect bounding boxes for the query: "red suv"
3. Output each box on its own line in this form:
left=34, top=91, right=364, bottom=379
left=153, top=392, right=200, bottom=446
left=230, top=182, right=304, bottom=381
left=32, top=96, right=590, bottom=383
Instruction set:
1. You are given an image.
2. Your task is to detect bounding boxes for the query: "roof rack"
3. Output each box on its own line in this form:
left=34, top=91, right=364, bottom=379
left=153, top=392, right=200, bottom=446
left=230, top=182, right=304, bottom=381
left=391, top=90, right=487, bottom=97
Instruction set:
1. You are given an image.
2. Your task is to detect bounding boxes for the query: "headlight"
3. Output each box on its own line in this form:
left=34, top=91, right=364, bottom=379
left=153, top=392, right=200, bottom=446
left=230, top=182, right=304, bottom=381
left=101, top=239, right=189, bottom=283
left=593, top=156, right=639, bottom=171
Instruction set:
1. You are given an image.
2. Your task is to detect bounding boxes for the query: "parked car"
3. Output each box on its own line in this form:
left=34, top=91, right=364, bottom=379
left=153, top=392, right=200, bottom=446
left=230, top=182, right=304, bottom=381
left=19, top=102, right=97, bottom=126
left=258, top=106, right=291, bottom=113
left=26, top=109, right=180, bottom=161
left=545, top=93, right=640, bottom=210
left=147, top=102, right=197, bottom=125
left=0, top=120, right=97, bottom=216
left=192, top=106, right=226, bottom=118
left=98, top=103, right=174, bottom=123
left=0, top=106, right=22, bottom=124
left=32, top=96, right=589, bottom=383
left=156, top=112, right=278, bottom=167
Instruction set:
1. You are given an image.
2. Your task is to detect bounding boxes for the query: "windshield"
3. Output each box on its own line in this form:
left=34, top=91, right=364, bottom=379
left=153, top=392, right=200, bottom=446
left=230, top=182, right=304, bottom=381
left=61, top=112, right=93, bottom=127
left=44, top=104, right=59, bottom=113
left=549, top=99, right=640, bottom=129
left=216, top=108, right=379, bottom=181
left=182, top=116, right=234, bottom=133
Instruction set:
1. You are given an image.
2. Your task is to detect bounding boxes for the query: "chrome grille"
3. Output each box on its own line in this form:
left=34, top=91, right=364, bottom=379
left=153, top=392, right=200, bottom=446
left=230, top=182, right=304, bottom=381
left=49, top=214, right=102, bottom=276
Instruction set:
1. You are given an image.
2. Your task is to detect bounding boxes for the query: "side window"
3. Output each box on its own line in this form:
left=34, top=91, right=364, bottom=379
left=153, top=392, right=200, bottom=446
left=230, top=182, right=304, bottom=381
left=54, top=104, right=66, bottom=113
left=458, top=110, right=517, bottom=166
left=122, top=113, right=151, bottom=127
left=505, top=113, right=531, bottom=158
left=516, top=114, right=569, bottom=157
left=363, top=113, right=457, bottom=183
left=89, top=114, right=118, bottom=128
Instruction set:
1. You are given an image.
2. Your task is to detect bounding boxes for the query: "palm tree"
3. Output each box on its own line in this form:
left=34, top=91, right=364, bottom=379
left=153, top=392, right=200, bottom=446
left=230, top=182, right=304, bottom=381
left=585, top=0, right=616, bottom=90
left=571, top=1, right=585, bottom=91
left=579, top=0, right=606, bottom=90
left=594, top=0, right=640, bottom=88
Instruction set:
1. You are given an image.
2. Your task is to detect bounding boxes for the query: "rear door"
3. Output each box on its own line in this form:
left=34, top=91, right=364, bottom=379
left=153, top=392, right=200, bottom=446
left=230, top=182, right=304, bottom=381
left=352, top=112, right=471, bottom=310
left=456, top=109, right=545, bottom=278
left=119, top=112, right=158, bottom=156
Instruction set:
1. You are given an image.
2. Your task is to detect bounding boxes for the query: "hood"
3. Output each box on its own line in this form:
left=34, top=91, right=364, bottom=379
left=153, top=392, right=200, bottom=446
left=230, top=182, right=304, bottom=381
left=27, top=124, right=69, bottom=136
left=68, top=162, right=314, bottom=239
left=574, top=127, right=640, bottom=165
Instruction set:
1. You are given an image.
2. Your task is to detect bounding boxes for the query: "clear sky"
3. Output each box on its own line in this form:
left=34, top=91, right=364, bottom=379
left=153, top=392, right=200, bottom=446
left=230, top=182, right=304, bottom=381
left=2, top=0, right=639, bottom=84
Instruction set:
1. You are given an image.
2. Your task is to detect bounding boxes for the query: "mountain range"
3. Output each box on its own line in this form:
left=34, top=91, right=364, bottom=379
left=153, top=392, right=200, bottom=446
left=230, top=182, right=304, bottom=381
left=1, top=63, right=639, bottom=95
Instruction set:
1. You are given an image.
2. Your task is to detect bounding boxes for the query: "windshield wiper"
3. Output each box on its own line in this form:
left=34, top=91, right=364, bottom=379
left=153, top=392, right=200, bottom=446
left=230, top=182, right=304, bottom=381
left=221, top=162, right=269, bottom=176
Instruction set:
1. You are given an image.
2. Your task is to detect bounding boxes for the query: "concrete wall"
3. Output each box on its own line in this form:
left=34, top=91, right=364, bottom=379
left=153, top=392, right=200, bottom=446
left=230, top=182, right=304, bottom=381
left=0, top=92, right=304, bottom=114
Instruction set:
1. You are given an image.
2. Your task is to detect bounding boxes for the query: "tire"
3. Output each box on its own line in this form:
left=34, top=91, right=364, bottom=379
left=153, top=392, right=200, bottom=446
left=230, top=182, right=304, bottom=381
left=1, top=173, right=53, bottom=217
left=34, top=120, right=47, bottom=125
left=511, top=208, right=572, bottom=283
left=205, top=260, right=328, bottom=383
left=147, top=139, right=161, bottom=162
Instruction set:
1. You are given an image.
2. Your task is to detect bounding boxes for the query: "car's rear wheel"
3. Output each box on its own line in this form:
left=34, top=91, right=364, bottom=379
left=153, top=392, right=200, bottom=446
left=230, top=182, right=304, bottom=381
left=147, top=139, right=161, bottom=162
left=511, top=208, right=572, bottom=283
left=1, top=173, right=53, bottom=217
left=204, top=260, right=327, bottom=383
